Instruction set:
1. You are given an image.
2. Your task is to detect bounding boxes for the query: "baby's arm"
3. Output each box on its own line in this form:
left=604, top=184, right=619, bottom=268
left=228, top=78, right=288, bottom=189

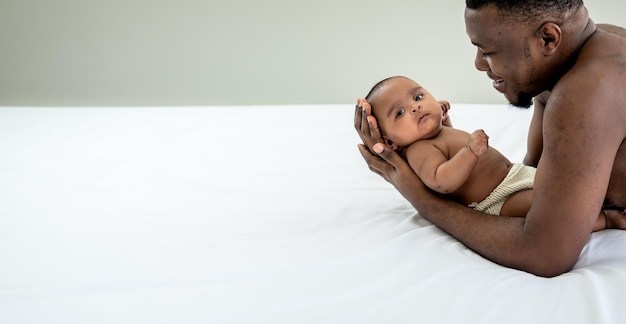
left=406, top=129, right=489, bottom=194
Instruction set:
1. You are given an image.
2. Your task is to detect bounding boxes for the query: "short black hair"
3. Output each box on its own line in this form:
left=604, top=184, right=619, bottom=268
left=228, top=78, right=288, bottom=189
left=466, top=0, right=584, bottom=23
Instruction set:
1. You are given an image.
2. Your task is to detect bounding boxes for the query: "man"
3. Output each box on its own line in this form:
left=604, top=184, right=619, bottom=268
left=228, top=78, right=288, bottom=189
left=355, top=0, right=626, bottom=277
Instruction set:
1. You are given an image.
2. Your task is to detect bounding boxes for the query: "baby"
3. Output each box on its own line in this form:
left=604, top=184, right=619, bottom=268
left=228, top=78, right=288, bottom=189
left=359, top=76, right=617, bottom=230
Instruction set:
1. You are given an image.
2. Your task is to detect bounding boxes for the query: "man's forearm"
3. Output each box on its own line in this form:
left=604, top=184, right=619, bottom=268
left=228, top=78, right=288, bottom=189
left=406, top=191, right=577, bottom=277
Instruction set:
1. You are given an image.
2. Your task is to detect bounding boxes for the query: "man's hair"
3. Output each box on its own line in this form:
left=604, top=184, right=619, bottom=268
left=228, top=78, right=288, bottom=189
left=465, top=0, right=584, bottom=23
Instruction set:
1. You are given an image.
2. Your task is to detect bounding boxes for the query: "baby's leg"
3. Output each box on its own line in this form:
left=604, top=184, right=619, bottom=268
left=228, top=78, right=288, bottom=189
left=596, top=208, right=626, bottom=231
left=501, top=190, right=625, bottom=231
left=500, top=189, right=533, bottom=218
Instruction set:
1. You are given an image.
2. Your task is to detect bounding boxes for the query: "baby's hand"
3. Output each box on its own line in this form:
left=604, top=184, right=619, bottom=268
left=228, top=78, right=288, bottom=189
left=467, top=129, right=489, bottom=157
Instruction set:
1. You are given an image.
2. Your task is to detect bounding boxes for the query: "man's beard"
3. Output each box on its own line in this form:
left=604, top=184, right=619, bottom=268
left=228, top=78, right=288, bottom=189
left=510, top=92, right=533, bottom=109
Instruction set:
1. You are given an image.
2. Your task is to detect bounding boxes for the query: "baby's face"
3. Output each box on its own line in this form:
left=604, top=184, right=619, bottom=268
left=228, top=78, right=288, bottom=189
left=369, top=77, right=444, bottom=149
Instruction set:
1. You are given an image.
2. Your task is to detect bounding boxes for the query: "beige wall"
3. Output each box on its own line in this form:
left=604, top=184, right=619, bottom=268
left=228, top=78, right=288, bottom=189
left=1, top=0, right=624, bottom=106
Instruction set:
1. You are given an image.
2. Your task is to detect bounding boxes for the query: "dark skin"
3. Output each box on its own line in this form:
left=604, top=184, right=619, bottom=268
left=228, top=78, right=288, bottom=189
left=525, top=24, right=626, bottom=228
left=355, top=5, right=626, bottom=277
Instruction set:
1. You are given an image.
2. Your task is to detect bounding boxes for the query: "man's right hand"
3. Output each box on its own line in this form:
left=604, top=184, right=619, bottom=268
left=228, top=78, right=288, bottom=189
left=354, top=99, right=428, bottom=195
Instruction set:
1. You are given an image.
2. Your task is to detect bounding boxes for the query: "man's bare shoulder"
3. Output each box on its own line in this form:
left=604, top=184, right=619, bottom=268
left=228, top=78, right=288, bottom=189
left=597, top=23, right=626, bottom=37
left=582, top=26, right=626, bottom=59
left=557, top=26, right=626, bottom=115
left=540, top=23, right=626, bottom=188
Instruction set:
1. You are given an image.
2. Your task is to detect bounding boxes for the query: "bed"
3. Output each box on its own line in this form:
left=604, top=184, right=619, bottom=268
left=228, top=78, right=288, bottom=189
left=1, top=104, right=625, bottom=324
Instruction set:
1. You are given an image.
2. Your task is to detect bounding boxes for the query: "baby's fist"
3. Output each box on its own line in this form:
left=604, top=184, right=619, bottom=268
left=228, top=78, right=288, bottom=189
left=467, top=129, right=489, bottom=156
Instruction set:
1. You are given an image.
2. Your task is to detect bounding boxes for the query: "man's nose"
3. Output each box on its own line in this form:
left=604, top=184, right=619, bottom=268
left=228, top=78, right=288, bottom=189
left=474, top=49, right=489, bottom=72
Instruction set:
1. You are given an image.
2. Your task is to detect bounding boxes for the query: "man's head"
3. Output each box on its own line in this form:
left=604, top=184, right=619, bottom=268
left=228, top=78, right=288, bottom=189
left=464, top=0, right=585, bottom=108
left=466, top=0, right=583, bottom=23
left=365, top=76, right=448, bottom=150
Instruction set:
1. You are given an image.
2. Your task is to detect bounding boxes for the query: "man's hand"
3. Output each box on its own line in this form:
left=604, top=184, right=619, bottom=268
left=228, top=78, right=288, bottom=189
left=354, top=99, right=427, bottom=193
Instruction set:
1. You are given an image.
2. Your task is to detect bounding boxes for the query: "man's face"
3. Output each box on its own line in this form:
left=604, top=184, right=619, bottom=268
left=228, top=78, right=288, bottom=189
left=464, top=5, right=543, bottom=108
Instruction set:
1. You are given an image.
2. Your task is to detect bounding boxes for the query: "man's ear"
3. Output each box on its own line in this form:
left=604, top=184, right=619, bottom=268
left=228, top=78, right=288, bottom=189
left=538, top=22, right=562, bottom=56
left=382, top=136, right=399, bottom=150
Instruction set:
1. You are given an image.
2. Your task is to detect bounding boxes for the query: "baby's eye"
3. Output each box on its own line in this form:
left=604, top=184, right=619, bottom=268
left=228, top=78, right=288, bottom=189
left=415, top=94, right=423, bottom=101
left=395, top=108, right=405, bottom=118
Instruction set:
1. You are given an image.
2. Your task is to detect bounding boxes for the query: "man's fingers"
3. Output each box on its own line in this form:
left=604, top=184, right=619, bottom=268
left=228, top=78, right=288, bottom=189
left=354, top=99, right=398, bottom=182
left=361, top=143, right=399, bottom=172
left=354, top=99, right=364, bottom=133
left=366, top=116, right=379, bottom=141
left=372, top=142, right=406, bottom=171
left=355, top=101, right=373, bottom=145
left=360, top=107, right=376, bottom=146
left=366, top=114, right=385, bottom=149
left=357, top=144, right=393, bottom=181
left=354, top=99, right=384, bottom=150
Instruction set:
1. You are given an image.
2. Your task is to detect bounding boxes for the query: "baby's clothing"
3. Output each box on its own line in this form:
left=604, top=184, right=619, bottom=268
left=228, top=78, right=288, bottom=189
left=469, top=163, right=536, bottom=215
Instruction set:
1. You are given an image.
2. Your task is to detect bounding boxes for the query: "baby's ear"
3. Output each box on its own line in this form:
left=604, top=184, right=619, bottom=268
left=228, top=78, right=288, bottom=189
left=382, top=136, right=399, bottom=150
left=439, top=100, right=452, bottom=127
left=439, top=100, right=450, bottom=113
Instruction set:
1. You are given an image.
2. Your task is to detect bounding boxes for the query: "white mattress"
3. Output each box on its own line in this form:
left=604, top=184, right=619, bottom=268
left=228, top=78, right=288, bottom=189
left=1, top=104, right=625, bottom=323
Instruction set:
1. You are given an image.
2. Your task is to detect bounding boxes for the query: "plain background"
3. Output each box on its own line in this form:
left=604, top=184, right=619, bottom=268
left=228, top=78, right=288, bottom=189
left=1, top=0, right=625, bottom=106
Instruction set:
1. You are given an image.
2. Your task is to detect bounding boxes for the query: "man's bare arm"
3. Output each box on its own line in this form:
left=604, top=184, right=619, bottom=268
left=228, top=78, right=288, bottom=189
left=524, top=92, right=548, bottom=167
left=524, top=24, right=624, bottom=168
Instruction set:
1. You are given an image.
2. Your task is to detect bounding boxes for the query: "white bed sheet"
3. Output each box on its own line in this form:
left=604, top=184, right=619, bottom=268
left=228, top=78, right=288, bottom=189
left=1, top=104, right=625, bottom=324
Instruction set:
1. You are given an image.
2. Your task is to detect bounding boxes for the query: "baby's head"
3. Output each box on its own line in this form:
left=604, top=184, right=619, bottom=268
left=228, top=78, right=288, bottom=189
left=365, top=76, right=448, bottom=150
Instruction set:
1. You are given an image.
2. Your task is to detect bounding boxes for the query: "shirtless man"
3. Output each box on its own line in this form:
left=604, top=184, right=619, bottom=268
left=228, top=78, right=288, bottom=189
left=355, top=0, right=626, bottom=277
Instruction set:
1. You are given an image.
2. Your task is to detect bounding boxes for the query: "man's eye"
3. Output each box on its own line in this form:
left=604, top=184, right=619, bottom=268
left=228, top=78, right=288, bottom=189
left=415, top=94, right=423, bottom=101
left=396, top=109, right=405, bottom=118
